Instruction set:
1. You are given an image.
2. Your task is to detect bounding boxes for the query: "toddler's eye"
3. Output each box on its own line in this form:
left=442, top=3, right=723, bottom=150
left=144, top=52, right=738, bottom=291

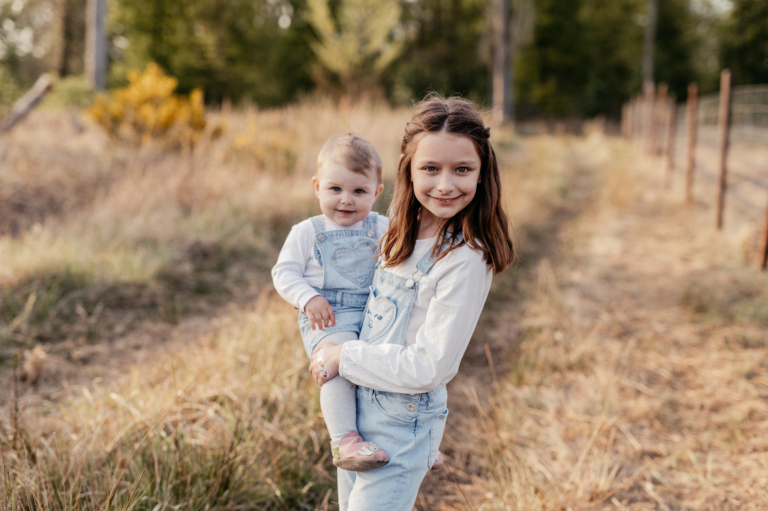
left=354, top=188, right=365, bottom=194
left=331, top=186, right=341, bottom=192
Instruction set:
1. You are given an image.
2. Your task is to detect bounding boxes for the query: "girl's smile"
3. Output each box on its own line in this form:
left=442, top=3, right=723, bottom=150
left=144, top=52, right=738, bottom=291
left=411, top=132, right=481, bottom=238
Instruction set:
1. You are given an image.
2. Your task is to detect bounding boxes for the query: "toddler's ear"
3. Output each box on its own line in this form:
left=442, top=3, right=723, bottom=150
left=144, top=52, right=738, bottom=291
left=374, top=183, right=384, bottom=198
left=312, top=176, right=321, bottom=196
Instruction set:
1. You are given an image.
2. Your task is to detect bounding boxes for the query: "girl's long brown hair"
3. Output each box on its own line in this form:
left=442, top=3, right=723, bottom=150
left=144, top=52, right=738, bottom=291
left=380, top=93, right=515, bottom=275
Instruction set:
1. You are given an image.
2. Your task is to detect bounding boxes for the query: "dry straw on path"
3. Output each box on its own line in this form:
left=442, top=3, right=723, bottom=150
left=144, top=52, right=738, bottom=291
left=1, top=105, right=767, bottom=509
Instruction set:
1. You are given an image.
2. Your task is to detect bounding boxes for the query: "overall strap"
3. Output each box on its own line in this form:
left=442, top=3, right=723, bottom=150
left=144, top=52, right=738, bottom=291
left=362, top=212, right=378, bottom=236
left=415, top=233, right=465, bottom=276
left=310, top=215, right=326, bottom=266
left=310, top=215, right=326, bottom=235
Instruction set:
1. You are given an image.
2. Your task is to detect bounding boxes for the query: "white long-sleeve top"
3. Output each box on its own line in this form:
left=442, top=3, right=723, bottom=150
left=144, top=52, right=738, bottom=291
left=339, top=237, right=493, bottom=394
left=271, top=216, right=390, bottom=312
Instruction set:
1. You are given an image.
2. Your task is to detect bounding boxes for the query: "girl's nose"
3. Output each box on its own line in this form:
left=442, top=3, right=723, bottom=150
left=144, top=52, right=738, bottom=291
left=436, top=173, right=455, bottom=192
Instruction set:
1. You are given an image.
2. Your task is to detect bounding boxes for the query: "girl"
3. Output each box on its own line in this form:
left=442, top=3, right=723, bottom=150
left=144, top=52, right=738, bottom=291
left=310, top=94, right=515, bottom=510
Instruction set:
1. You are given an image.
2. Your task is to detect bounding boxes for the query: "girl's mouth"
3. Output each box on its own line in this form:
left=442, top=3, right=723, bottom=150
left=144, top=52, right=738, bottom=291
left=430, top=195, right=461, bottom=204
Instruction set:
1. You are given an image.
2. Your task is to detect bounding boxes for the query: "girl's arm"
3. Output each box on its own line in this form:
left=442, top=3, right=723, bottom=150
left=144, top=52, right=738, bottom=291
left=271, top=222, right=321, bottom=311
left=314, top=248, right=492, bottom=393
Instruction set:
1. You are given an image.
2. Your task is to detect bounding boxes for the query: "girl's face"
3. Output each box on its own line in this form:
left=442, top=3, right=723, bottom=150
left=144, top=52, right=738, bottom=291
left=410, top=131, right=481, bottom=238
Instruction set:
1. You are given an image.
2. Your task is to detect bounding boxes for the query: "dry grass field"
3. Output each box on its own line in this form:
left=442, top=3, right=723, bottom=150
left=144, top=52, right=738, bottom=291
left=0, top=102, right=766, bottom=510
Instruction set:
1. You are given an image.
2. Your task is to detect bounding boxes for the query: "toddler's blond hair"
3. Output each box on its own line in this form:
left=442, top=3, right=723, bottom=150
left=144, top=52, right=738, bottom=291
left=316, top=133, right=383, bottom=184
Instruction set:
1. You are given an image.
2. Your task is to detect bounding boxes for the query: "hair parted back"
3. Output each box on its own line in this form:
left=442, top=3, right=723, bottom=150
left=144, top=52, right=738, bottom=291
left=380, top=93, right=515, bottom=275
left=317, top=132, right=383, bottom=183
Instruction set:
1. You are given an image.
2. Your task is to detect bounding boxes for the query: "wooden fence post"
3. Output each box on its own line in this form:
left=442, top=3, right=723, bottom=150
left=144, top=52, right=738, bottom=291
left=665, top=95, right=676, bottom=189
left=715, top=69, right=732, bottom=230
left=622, top=103, right=629, bottom=140
left=644, top=83, right=656, bottom=153
left=685, top=83, right=698, bottom=204
left=760, top=188, right=768, bottom=270
left=654, top=83, right=668, bottom=156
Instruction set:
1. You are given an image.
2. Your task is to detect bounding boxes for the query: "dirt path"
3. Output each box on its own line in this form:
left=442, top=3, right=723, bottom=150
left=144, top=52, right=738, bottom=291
left=419, top=135, right=768, bottom=510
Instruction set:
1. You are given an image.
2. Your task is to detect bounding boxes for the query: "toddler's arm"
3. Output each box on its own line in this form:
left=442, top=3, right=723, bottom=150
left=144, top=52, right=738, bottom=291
left=271, top=222, right=322, bottom=312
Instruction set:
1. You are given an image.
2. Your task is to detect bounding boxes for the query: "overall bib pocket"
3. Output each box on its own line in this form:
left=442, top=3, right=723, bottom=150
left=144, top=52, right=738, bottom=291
left=330, top=240, right=376, bottom=288
left=360, top=290, right=396, bottom=344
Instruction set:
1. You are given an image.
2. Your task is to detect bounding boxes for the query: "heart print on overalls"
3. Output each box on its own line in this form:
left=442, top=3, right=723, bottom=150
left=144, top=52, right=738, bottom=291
left=331, top=240, right=377, bottom=288
left=363, top=292, right=396, bottom=343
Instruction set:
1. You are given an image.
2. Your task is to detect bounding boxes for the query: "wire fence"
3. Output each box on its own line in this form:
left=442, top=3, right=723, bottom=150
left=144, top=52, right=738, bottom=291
left=621, top=74, right=768, bottom=270
left=692, top=85, right=768, bottom=144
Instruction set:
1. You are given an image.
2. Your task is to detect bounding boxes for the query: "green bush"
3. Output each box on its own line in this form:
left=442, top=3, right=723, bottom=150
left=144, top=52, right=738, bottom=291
left=42, top=75, right=95, bottom=109
left=0, top=66, right=21, bottom=115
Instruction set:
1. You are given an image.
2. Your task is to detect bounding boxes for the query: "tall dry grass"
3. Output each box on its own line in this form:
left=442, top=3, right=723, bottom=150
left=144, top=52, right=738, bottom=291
left=456, top=131, right=768, bottom=510
left=0, top=98, right=412, bottom=509
left=2, top=102, right=766, bottom=510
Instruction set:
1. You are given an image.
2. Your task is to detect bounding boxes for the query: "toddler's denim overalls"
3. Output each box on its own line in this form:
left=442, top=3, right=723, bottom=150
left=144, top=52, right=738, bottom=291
left=298, top=213, right=380, bottom=358
left=338, top=240, right=459, bottom=511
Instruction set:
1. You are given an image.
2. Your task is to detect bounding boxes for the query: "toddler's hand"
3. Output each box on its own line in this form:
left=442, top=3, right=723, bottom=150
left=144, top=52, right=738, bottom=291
left=304, top=296, right=336, bottom=331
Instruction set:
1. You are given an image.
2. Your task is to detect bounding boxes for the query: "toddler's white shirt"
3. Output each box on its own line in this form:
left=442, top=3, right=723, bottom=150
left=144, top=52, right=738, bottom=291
left=271, top=215, right=390, bottom=312
left=339, top=237, right=493, bottom=394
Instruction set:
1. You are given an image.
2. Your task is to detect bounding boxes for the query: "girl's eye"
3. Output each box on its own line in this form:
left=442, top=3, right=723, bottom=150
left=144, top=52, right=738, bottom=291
left=424, top=166, right=437, bottom=172
left=456, top=167, right=470, bottom=174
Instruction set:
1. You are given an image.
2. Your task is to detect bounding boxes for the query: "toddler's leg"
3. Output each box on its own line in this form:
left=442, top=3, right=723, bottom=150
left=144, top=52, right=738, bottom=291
left=317, top=331, right=358, bottom=442
left=314, top=331, right=388, bottom=472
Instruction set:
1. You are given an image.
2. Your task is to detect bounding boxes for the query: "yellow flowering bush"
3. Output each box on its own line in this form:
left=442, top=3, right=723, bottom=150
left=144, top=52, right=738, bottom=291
left=90, top=63, right=206, bottom=146
left=224, top=116, right=298, bottom=173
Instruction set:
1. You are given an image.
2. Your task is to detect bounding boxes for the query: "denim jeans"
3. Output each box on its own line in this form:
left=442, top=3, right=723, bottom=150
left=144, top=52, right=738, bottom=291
left=337, top=384, right=449, bottom=510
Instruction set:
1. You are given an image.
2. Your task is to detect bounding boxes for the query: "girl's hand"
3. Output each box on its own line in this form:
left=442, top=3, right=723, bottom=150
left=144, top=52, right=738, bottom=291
left=304, top=296, right=336, bottom=330
left=310, top=343, right=342, bottom=386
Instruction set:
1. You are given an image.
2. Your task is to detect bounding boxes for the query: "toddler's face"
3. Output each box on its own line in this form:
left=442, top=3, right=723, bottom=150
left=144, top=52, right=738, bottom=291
left=312, top=161, right=383, bottom=226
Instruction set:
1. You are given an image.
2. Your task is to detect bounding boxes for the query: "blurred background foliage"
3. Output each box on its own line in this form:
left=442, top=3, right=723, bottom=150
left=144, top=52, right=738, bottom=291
left=0, top=0, right=765, bottom=118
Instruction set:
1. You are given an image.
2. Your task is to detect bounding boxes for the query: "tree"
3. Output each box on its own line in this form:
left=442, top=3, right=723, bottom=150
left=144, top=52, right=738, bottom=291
left=491, top=0, right=511, bottom=123
left=514, top=0, right=592, bottom=117
left=304, top=0, right=404, bottom=97
left=111, top=0, right=316, bottom=105
left=85, top=0, right=107, bottom=90
left=581, top=0, right=644, bottom=117
left=721, top=0, right=768, bottom=85
left=642, top=0, right=657, bottom=88
left=387, top=0, right=488, bottom=104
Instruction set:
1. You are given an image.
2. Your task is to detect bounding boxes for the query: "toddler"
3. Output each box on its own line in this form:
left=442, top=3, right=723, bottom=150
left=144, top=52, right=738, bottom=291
left=271, top=133, right=390, bottom=471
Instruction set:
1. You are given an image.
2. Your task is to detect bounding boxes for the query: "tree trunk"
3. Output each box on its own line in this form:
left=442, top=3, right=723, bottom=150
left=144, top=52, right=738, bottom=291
left=85, top=0, right=107, bottom=90
left=642, top=0, right=657, bottom=89
left=491, top=0, right=511, bottom=124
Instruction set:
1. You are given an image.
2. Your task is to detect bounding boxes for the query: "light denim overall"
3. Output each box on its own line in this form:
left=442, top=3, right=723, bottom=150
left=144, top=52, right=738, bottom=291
left=338, top=240, right=458, bottom=511
left=298, top=213, right=380, bottom=358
